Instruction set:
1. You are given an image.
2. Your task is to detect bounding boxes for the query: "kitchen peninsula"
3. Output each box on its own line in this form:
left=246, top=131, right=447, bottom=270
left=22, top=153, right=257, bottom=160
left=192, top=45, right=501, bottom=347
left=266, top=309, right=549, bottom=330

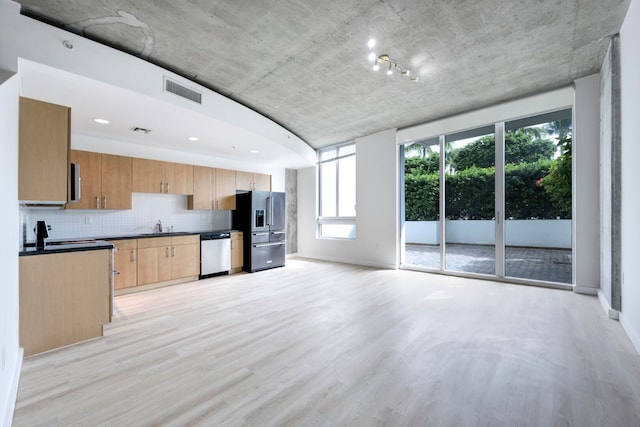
left=19, top=241, right=113, bottom=357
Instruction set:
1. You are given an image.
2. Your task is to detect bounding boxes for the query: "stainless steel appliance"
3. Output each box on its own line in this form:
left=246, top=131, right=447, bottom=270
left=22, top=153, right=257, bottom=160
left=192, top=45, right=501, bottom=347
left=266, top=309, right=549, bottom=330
left=200, top=232, right=231, bottom=278
left=234, top=191, right=286, bottom=272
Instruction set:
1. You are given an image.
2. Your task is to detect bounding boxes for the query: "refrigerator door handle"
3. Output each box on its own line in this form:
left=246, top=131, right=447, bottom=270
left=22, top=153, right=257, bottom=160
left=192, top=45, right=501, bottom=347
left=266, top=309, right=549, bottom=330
left=271, top=231, right=285, bottom=234
left=266, top=196, right=271, bottom=226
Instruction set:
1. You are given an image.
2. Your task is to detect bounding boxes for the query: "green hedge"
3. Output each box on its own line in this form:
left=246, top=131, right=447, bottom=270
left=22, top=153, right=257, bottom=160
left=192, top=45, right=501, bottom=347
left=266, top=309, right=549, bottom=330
left=405, top=160, right=565, bottom=221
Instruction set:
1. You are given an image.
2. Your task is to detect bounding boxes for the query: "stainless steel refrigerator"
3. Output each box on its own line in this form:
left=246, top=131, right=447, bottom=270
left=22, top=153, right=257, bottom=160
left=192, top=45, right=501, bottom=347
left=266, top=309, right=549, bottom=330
left=233, top=191, right=286, bottom=272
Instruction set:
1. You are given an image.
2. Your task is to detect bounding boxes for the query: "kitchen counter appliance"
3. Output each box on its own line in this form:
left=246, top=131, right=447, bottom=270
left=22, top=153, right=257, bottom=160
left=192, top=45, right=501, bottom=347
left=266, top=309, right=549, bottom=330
left=234, top=191, right=286, bottom=272
left=200, top=231, right=230, bottom=279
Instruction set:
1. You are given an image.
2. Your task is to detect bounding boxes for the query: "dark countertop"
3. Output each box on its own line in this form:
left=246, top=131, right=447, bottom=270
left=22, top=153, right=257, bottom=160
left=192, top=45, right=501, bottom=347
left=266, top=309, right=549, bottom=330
left=20, top=240, right=114, bottom=257
left=19, top=229, right=239, bottom=256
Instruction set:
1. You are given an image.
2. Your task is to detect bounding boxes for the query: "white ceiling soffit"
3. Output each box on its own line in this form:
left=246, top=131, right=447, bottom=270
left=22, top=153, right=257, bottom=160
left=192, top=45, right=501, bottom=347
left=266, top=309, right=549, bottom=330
left=18, top=59, right=316, bottom=169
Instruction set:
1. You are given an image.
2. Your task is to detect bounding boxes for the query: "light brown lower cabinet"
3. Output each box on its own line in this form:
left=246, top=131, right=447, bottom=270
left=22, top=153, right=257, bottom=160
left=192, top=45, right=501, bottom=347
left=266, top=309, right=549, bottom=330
left=231, top=231, right=243, bottom=271
left=112, top=239, right=137, bottom=290
left=19, top=249, right=111, bottom=357
left=137, top=235, right=200, bottom=286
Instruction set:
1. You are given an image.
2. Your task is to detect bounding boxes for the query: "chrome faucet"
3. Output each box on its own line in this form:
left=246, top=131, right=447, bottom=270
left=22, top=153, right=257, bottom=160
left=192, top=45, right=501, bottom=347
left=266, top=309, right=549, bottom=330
left=156, top=220, right=163, bottom=233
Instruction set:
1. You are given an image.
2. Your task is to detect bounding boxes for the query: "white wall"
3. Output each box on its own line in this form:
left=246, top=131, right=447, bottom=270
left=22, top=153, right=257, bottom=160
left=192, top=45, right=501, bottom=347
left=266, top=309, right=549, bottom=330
left=0, top=74, right=21, bottom=427
left=397, top=87, right=573, bottom=144
left=619, top=0, right=640, bottom=353
left=298, top=129, right=398, bottom=268
left=573, top=74, right=601, bottom=294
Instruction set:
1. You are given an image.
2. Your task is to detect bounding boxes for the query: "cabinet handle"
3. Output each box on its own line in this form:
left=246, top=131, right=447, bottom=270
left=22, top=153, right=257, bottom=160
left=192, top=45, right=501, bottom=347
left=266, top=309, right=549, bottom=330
left=211, top=200, right=214, bottom=210
left=160, top=182, right=163, bottom=193
left=172, top=246, right=176, bottom=257
left=103, top=196, right=107, bottom=209
left=216, top=200, right=219, bottom=209
left=166, top=182, right=170, bottom=193
left=130, top=250, right=135, bottom=262
left=96, top=196, right=99, bottom=209
left=166, top=247, right=169, bottom=258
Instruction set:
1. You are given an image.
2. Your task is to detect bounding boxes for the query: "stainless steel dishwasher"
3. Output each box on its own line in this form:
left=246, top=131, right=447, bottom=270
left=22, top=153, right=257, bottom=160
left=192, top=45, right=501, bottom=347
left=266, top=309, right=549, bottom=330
left=200, top=232, right=231, bottom=279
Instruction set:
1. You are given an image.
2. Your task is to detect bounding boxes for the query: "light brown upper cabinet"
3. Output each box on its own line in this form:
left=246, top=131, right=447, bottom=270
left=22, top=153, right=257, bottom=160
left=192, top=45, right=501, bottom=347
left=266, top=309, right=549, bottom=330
left=131, top=158, right=193, bottom=195
left=68, top=150, right=132, bottom=210
left=188, top=166, right=236, bottom=210
left=236, top=171, right=271, bottom=191
left=19, top=97, right=70, bottom=203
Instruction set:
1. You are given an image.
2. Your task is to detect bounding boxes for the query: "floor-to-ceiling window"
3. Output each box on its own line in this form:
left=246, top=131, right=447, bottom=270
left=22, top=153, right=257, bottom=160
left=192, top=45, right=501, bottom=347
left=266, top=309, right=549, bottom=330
left=503, top=110, right=572, bottom=283
left=445, top=126, right=496, bottom=276
left=317, top=142, right=356, bottom=239
left=404, top=137, right=441, bottom=268
left=401, top=108, right=573, bottom=286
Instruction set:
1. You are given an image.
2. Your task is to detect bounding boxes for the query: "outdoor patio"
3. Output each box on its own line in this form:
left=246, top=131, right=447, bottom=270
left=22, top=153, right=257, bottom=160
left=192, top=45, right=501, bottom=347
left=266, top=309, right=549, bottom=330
left=404, top=243, right=572, bottom=284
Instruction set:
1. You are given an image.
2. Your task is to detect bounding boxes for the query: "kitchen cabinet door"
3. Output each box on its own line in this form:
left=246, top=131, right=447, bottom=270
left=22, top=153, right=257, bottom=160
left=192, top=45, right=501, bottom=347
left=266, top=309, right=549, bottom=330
left=188, top=166, right=214, bottom=210
left=68, top=150, right=101, bottom=210
left=231, top=232, right=243, bottom=270
left=171, top=243, right=200, bottom=279
left=136, top=247, right=157, bottom=286
left=19, top=97, right=70, bottom=203
left=236, top=171, right=271, bottom=192
left=132, top=158, right=165, bottom=193
left=112, top=239, right=137, bottom=290
left=216, top=168, right=237, bottom=210
left=253, top=173, right=271, bottom=191
left=235, top=171, right=254, bottom=191
left=101, top=154, right=132, bottom=209
left=165, top=162, right=193, bottom=195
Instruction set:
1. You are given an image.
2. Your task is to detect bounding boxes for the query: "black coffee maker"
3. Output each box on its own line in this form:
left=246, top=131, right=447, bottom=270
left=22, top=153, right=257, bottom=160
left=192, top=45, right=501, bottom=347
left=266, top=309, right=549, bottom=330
left=35, top=221, right=50, bottom=250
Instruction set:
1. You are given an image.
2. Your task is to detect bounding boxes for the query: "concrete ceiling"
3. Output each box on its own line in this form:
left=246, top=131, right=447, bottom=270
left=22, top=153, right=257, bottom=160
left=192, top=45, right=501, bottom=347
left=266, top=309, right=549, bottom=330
left=16, top=0, right=631, bottom=149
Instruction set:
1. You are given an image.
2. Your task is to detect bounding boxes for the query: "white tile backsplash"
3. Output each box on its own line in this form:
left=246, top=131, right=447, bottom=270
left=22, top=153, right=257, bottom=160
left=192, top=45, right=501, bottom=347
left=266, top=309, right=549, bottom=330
left=21, top=193, right=231, bottom=243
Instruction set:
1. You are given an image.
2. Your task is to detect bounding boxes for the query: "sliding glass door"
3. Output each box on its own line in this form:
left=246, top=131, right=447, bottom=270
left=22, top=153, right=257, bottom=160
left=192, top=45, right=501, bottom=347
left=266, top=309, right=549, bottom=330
left=403, top=137, right=441, bottom=269
left=401, top=109, right=573, bottom=285
left=444, top=126, right=495, bottom=275
left=503, top=111, right=572, bottom=283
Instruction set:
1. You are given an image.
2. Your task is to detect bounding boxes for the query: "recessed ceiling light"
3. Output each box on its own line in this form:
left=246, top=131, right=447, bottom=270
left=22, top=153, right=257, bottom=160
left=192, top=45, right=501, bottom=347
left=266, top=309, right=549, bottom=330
left=250, top=150, right=258, bottom=153
left=368, top=52, right=376, bottom=62
left=93, top=118, right=109, bottom=124
left=367, top=38, right=376, bottom=49
left=187, top=136, right=199, bottom=141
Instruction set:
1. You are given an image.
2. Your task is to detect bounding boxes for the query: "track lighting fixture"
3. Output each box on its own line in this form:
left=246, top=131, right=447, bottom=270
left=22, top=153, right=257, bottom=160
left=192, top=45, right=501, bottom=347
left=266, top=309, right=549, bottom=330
left=367, top=39, right=419, bottom=82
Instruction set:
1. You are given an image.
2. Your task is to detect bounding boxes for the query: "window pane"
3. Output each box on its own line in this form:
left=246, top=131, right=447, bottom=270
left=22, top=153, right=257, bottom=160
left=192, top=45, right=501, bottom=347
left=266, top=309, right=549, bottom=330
left=504, top=111, right=572, bottom=283
left=320, top=160, right=336, bottom=217
left=320, top=148, right=338, bottom=161
left=445, top=127, right=495, bottom=275
left=339, top=144, right=355, bottom=156
left=320, top=224, right=356, bottom=239
left=338, top=155, right=356, bottom=216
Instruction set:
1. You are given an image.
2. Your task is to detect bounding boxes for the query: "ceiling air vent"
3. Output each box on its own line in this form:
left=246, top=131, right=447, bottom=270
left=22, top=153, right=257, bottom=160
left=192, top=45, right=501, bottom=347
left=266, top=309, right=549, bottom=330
left=131, top=126, right=151, bottom=134
left=164, top=77, right=202, bottom=104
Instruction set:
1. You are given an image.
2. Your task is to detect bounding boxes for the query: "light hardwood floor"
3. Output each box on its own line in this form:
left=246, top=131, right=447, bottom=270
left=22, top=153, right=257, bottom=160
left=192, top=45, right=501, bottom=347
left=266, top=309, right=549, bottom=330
left=13, top=259, right=640, bottom=426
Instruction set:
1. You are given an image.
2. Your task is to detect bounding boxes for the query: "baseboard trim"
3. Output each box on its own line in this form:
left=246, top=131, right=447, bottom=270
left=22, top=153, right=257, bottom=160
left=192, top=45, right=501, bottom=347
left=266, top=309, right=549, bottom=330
left=597, top=289, right=620, bottom=320
left=573, top=285, right=598, bottom=296
left=620, top=313, right=640, bottom=356
left=3, top=347, right=23, bottom=427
